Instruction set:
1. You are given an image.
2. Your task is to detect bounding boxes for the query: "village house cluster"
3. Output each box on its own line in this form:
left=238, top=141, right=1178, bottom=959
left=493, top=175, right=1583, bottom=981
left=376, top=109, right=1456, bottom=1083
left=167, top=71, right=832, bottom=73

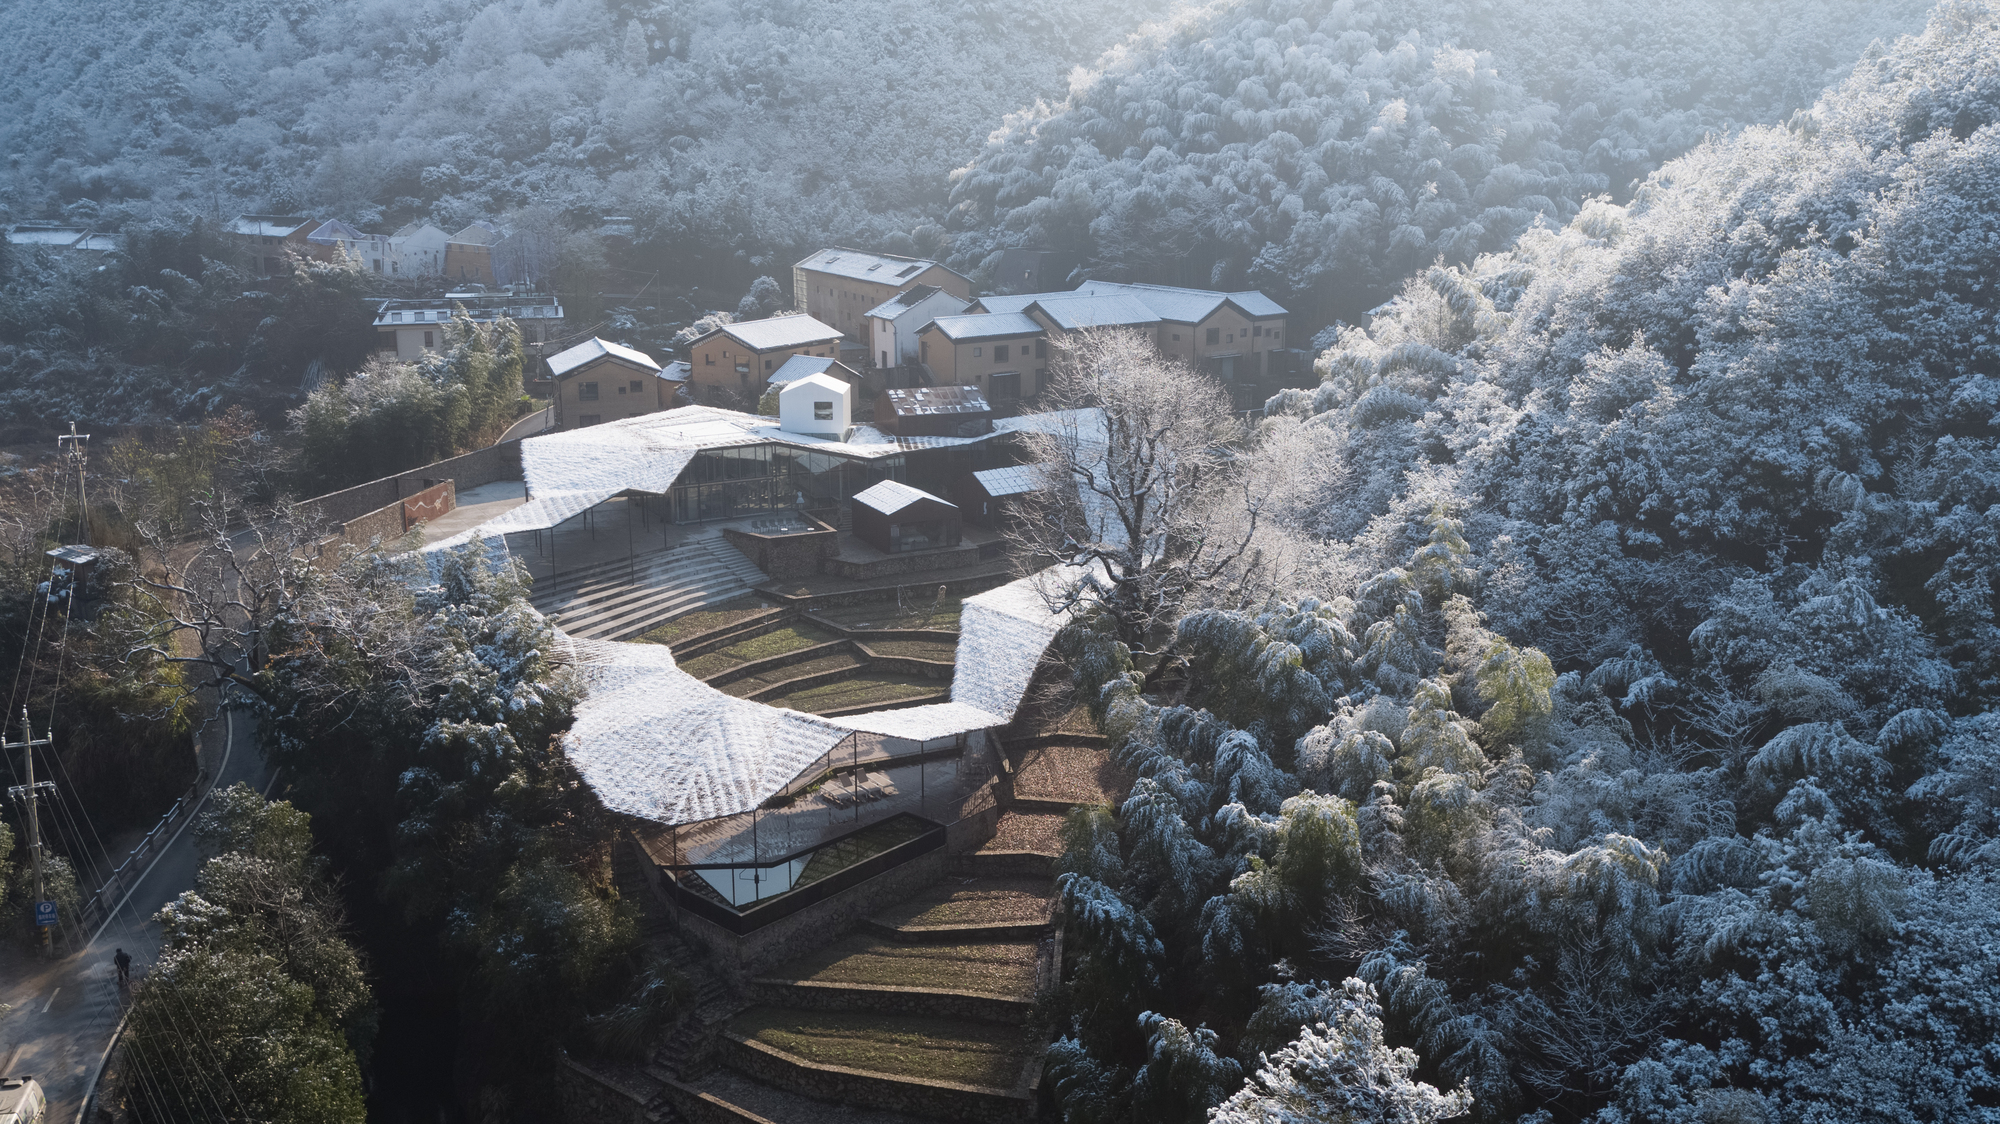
left=554, top=245, right=1298, bottom=426
left=215, top=214, right=527, bottom=285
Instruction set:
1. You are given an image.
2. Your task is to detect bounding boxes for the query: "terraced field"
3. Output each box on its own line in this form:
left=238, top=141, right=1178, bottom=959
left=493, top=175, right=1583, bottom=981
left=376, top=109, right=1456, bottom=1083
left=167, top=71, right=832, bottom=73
left=871, top=876, right=1054, bottom=931
left=771, top=933, right=1041, bottom=995
left=732, top=1008, right=1035, bottom=1090
left=768, top=673, right=945, bottom=713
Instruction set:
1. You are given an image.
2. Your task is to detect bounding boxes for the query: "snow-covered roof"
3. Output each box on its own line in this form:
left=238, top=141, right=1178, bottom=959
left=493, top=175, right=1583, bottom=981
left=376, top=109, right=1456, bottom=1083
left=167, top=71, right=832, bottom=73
left=980, top=282, right=1287, bottom=322
left=952, top=570, right=1074, bottom=718
left=307, top=219, right=366, bottom=244
left=560, top=637, right=855, bottom=825
left=797, top=247, right=956, bottom=285
left=547, top=337, right=662, bottom=378
left=768, top=354, right=839, bottom=385
left=880, top=386, right=990, bottom=417
left=1028, top=294, right=1162, bottom=330
left=392, top=221, right=447, bottom=239
left=853, top=479, right=953, bottom=515
left=701, top=314, right=842, bottom=352
left=551, top=565, right=1082, bottom=826
left=420, top=405, right=1045, bottom=553
left=224, top=214, right=313, bottom=238
left=926, top=312, right=1043, bottom=342
left=661, top=360, right=691, bottom=383
left=971, top=465, right=1041, bottom=497
left=449, top=222, right=503, bottom=245
left=6, top=226, right=88, bottom=246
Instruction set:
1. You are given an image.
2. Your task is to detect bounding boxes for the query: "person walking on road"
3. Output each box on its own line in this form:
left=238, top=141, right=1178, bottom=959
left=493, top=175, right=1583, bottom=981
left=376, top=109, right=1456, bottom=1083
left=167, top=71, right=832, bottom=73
left=114, top=948, right=131, bottom=985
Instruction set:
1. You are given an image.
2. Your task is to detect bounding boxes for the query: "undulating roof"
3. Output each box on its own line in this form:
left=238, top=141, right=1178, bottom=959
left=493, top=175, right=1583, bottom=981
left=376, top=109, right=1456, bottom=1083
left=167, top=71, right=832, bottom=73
left=547, top=337, right=662, bottom=378
left=853, top=479, right=953, bottom=515
left=549, top=565, right=1084, bottom=827
left=977, top=281, right=1288, bottom=322
left=926, top=312, right=1043, bottom=342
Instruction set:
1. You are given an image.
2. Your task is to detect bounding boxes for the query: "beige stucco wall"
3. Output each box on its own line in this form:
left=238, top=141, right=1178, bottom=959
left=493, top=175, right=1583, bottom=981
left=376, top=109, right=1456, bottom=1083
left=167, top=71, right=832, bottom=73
left=799, top=263, right=971, bottom=354
left=689, top=334, right=840, bottom=409
left=555, top=358, right=668, bottom=430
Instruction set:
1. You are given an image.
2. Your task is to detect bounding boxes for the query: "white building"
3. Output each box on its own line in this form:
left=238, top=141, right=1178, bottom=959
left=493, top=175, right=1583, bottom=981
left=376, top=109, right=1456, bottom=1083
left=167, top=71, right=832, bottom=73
left=390, top=221, right=450, bottom=277
left=777, top=372, right=853, bottom=440
left=372, top=293, right=565, bottom=359
left=307, top=219, right=394, bottom=275
left=864, top=284, right=972, bottom=373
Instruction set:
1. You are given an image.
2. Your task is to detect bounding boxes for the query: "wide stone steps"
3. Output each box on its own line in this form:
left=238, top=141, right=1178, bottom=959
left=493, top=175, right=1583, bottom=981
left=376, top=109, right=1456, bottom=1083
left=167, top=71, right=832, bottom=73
left=537, top=539, right=769, bottom=640
left=721, top=1010, right=1040, bottom=1124
left=655, top=1062, right=946, bottom=1124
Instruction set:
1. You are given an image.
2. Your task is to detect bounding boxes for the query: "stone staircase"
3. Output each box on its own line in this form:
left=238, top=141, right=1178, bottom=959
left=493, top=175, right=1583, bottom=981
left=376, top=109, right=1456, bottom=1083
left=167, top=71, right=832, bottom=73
left=651, top=873, right=1056, bottom=1124
left=531, top=533, right=769, bottom=640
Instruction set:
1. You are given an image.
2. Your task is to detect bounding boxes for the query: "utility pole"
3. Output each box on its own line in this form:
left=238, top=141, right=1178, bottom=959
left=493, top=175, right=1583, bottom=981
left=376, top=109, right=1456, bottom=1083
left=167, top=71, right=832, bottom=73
left=57, top=423, right=90, bottom=545
left=7, top=707, right=57, bottom=956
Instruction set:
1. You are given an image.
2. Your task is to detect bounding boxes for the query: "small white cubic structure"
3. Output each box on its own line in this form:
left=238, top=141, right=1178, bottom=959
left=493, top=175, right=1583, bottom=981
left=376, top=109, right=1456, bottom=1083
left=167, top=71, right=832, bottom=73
left=777, top=372, right=852, bottom=439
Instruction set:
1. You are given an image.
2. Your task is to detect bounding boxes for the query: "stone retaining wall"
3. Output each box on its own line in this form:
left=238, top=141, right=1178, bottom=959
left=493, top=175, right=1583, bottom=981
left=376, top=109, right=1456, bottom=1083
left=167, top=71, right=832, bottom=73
left=557, top=1057, right=652, bottom=1124
left=722, top=1036, right=1035, bottom=1124
left=656, top=1075, right=779, bottom=1124
left=721, top=520, right=839, bottom=582
left=296, top=439, right=523, bottom=526
left=674, top=847, right=949, bottom=982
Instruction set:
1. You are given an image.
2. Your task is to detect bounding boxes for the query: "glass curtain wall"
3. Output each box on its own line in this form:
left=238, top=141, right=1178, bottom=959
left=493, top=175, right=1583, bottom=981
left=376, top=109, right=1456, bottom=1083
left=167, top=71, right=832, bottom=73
left=666, top=444, right=906, bottom=525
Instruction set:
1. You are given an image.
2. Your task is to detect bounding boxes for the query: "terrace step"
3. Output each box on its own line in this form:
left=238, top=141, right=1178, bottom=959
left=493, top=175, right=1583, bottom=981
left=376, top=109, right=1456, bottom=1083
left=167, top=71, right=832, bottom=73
left=721, top=1011, right=1039, bottom=1124
left=656, top=1064, right=947, bottom=1124
left=750, top=932, right=1042, bottom=1025
left=865, top=875, right=1054, bottom=944
left=542, top=539, right=772, bottom=639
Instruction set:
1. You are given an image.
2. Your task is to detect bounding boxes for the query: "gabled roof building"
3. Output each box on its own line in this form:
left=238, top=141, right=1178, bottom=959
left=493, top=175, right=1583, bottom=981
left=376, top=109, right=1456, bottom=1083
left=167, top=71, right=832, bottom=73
left=794, top=247, right=972, bottom=359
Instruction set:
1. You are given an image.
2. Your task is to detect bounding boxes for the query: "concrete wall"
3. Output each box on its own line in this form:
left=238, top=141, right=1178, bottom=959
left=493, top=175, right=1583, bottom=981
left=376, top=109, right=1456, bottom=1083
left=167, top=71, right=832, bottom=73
left=296, top=439, right=523, bottom=528
left=402, top=480, right=455, bottom=528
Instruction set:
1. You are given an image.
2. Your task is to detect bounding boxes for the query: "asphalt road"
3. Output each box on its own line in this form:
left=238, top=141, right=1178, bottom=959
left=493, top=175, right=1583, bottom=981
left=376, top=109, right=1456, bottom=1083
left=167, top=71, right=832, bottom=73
left=0, top=699, right=272, bottom=1121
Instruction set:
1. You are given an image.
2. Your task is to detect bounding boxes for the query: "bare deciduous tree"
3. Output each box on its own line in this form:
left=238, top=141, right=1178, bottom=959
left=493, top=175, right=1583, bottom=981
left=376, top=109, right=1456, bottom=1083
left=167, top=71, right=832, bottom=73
left=1008, top=328, right=1278, bottom=655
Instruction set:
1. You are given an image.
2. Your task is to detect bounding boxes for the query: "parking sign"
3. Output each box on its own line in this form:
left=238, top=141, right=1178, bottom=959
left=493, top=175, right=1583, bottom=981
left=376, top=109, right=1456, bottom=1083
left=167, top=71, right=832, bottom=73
left=34, top=900, right=56, bottom=928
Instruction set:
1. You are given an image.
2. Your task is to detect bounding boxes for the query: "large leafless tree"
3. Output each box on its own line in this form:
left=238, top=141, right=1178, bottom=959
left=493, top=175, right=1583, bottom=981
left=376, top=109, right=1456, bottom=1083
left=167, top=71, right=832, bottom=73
left=1008, top=328, right=1282, bottom=656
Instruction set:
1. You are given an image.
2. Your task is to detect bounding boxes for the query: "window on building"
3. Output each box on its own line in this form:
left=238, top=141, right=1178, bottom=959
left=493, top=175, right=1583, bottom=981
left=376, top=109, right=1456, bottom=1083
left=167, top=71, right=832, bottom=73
left=921, top=341, right=929, bottom=363
left=630, top=380, right=644, bottom=393
left=814, top=400, right=834, bottom=421
left=991, top=372, right=1020, bottom=401
left=580, top=382, right=600, bottom=401
left=1253, top=325, right=1263, bottom=336
left=1171, top=333, right=1180, bottom=342
left=1035, top=339, right=1047, bottom=359
left=994, top=344, right=1009, bottom=362
left=423, top=331, right=434, bottom=348
left=1206, top=327, right=1220, bottom=344
left=705, top=353, right=715, bottom=365
left=1271, top=329, right=1280, bottom=343
left=765, top=359, right=774, bottom=370
left=617, top=385, right=627, bottom=394
left=1227, top=332, right=1235, bottom=343
left=579, top=414, right=601, bottom=426
left=973, top=346, right=982, bottom=357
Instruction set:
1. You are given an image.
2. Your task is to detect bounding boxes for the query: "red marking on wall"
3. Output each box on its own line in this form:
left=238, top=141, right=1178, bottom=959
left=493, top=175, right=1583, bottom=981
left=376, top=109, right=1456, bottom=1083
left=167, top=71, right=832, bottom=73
left=402, top=480, right=456, bottom=530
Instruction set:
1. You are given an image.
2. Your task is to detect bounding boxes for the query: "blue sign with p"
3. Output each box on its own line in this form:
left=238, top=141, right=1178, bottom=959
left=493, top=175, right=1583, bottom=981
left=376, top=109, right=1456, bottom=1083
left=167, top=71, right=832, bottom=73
left=34, top=900, right=57, bottom=928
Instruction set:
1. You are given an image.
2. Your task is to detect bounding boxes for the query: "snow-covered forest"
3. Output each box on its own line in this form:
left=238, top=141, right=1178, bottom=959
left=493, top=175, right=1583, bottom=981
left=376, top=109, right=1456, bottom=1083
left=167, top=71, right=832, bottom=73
left=0, top=0, right=1175, bottom=251
left=1027, top=6, right=2000, bottom=1122
left=5, top=0, right=2000, bottom=1120
left=946, top=0, right=1937, bottom=322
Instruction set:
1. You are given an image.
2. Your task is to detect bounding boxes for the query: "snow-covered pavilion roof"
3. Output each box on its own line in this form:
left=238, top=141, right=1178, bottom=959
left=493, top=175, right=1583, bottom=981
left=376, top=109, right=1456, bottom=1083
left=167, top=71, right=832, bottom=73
left=1027, top=293, right=1162, bottom=330
left=552, top=567, right=1083, bottom=827
left=422, top=406, right=1074, bottom=553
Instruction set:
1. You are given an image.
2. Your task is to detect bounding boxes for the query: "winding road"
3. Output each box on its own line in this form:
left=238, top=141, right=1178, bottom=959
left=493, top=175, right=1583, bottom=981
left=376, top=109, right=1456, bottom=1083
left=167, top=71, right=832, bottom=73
left=0, top=698, right=272, bottom=1121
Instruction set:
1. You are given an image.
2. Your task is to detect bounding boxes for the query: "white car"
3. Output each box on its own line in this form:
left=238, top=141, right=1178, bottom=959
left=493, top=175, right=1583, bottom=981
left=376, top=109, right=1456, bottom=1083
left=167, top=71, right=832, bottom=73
left=0, top=1078, right=43, bottom=1124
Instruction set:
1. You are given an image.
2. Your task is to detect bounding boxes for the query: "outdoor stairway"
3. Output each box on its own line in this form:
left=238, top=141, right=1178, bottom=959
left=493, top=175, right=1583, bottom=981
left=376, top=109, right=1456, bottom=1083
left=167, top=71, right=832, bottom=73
left=531, top=535, right=769, bottom=640
left=676, top=872, right=1055, bottom=1124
